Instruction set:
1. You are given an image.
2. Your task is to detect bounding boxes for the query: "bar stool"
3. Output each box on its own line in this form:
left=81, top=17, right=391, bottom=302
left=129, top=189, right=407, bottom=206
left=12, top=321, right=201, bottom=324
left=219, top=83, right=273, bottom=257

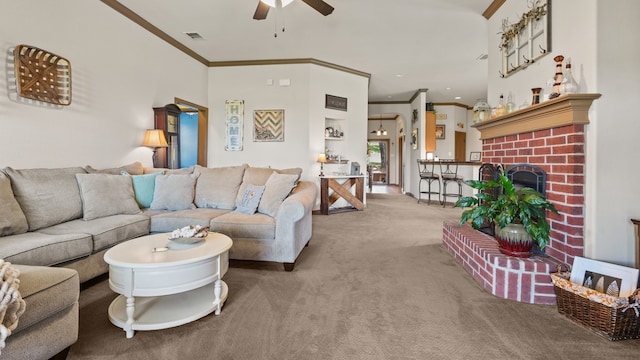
left=439, top=160, right=463, bottom=207
left=417, top=159, right=440, bottom=204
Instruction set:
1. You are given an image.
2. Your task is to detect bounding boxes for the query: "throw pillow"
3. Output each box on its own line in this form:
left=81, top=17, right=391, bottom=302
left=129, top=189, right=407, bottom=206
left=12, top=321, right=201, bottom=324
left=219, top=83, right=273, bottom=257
left=235, top=184, right=265, bottom=215
left=150, top=173, right=199, bottom=211
left=121, top=170, right=164, bottom=208
left=3, top=166, right=86, bottom=231
left=235, top=166, right=302, bottom=207
left=0, top=172, right=28, bottom=236
left=75, top=174, right=141, bottom=221
left=194, top=165, right=247, bottom=209
left=85, top=161, right=144, bottom=175
left=258, top=172, right=298, bottom=217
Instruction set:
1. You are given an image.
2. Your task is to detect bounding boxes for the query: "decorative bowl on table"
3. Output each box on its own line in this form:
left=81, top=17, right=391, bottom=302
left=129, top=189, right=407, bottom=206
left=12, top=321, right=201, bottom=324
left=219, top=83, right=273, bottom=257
left=168, top=225, right=208, bottom=244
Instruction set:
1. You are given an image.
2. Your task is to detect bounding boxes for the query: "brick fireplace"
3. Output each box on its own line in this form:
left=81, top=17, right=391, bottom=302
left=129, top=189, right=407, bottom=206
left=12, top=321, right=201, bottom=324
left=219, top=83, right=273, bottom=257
left=442, top=94, right=601, bottom=305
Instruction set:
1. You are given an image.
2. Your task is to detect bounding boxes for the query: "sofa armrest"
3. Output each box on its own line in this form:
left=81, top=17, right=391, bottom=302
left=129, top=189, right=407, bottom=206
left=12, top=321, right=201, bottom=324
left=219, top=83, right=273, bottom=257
left=277, top=181, right=317, bottom=221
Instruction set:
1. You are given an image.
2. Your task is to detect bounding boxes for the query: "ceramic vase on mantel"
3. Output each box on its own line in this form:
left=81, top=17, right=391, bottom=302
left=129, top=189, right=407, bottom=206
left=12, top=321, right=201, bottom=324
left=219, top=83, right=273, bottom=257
left=495, top=223, right=534, bottom=258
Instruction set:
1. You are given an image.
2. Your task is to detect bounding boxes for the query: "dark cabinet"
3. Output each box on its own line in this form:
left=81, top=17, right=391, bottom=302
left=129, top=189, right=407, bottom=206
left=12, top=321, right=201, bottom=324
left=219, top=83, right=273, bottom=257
left=153, top=104, right=181, bottom=169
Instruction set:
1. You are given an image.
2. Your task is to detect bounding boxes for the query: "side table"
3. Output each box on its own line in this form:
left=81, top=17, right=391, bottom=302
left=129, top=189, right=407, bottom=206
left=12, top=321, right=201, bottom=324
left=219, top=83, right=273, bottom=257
left=319, top=175, right=365, bottom=215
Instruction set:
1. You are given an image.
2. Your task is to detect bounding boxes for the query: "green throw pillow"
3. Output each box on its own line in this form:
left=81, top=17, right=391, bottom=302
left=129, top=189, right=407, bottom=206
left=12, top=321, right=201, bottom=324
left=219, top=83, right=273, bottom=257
left=122, top=170, right=164, bottom=208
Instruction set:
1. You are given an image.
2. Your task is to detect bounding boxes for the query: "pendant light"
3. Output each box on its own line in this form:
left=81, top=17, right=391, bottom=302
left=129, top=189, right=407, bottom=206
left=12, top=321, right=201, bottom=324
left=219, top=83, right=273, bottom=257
left=376, top=120, right=387, bottom=136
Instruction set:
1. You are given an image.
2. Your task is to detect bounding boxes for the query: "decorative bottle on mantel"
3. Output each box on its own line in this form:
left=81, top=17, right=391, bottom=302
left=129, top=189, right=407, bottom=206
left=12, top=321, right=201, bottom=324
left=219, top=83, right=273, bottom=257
left=495, top=94, right=507, bottom=117
left=472, top=99, right=491, bottom=123
left=549, top=55, right=564, bottom=99
left=562, top=58, right=579, bottom=94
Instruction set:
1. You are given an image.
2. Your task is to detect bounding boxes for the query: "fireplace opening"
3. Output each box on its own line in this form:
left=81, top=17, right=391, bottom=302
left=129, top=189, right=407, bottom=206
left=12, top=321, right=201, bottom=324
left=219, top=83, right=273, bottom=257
left=473, top=163, right=548, bottom=237
left=505, top=163, right=547, bottom=196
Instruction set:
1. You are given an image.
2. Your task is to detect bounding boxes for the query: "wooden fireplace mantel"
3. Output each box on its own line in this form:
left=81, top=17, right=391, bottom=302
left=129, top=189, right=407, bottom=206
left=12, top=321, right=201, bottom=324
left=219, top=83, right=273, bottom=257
left=472, top=93, right=601, bottom=140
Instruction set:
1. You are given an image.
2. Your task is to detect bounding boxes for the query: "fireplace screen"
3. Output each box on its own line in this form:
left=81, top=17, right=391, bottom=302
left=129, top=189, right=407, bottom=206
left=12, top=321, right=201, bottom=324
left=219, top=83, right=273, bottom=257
left=505, top=163, right=547, bottom=196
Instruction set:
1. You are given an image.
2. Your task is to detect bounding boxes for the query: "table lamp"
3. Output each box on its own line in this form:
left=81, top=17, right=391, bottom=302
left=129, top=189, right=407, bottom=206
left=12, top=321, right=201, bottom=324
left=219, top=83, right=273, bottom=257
left=142, top=129, right=168, bottom=168
left=317, top=153, right=327, bottom=176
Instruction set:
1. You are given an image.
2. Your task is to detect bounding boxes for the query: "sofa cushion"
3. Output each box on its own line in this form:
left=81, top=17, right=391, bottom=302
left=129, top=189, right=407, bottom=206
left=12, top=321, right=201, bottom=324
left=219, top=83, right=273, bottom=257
left=39, top=214, right=149, bottom=253
left=3, top=167, right=86, bottom=231
left=121, top=171, right=164, bottom=208
left=85, top=161, right=144, bottom=175
left=0, top=232, right=92, bottom=267
left=0, top=173, right=28, bottom=236
left=150, top=173, right=199, bottom=211
left=210, top=211, right=276, bottom=240
left=235, top=166, right=302, bottom=207
left=258, top=172, right=298, bottom=217
left=143, top=166, right=194, bottom=175
left=11, top=265, right=79, bottom=336
left=235, top=184, right=265, bottom=215
left=75, top=174, right=141, bottom=221
left=194, top=165, right=247, bottom=210
left=147, top=208, right=229, bottom=233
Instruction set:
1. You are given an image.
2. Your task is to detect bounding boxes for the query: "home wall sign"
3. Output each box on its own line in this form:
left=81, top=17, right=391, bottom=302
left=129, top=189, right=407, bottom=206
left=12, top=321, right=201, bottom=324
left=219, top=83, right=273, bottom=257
left=225, top=100, right=244, bottom=151
left=14, top=44, right=72, bottom=105
left=325, top=94, right=347, bottom=111
left=500, top=0, right=550, bottom=78
left=254, top=109, right=284, bottom=142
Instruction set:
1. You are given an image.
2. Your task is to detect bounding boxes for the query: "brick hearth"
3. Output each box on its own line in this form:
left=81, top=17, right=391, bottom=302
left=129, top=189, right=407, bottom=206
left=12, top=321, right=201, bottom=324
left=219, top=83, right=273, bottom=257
left=444, top=94, right=600, bottom=305
left=443, top=221, right=568, bottom=305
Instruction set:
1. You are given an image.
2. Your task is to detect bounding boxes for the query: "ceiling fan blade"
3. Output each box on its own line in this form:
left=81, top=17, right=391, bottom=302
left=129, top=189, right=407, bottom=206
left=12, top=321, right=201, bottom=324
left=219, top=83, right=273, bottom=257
left=253, top=1, right=270, bottom=20
left=300, top=0, right=334, bottom=16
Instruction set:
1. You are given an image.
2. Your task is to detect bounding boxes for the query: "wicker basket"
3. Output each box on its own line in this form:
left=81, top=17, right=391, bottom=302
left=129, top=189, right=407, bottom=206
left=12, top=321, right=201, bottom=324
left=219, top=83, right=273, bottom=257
left=551, top=272, right=640, bottom=341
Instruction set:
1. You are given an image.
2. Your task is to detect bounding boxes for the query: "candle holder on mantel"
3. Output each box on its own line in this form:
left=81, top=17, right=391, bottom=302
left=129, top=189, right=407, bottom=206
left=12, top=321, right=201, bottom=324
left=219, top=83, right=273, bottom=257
left=549, top=55, right=564, bottom=99
left=531, top=88, right=542, bottom=105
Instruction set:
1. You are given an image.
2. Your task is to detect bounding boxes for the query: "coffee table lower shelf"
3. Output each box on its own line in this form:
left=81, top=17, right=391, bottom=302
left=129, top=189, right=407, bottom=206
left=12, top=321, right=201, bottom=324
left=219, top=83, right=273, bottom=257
left=108, top=281, right=228, bottom=334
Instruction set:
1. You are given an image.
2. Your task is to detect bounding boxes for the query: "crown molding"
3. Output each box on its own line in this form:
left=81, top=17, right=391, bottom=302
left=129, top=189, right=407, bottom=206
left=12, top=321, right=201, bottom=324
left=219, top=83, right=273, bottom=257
left=209, top=58, right=371, bottom=79
left=483, top=0, right=505, bottom=20
left=100, top=0, right=209, bottom=66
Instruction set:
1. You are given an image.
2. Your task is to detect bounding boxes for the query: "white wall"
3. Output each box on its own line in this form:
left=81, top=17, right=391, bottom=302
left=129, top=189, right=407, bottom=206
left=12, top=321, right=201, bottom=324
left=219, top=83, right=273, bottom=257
left=0, top=0, right=208, bottom=169
left=489, top=0, right=640, bottom=266
left=208, top=63, right=369, bottom=207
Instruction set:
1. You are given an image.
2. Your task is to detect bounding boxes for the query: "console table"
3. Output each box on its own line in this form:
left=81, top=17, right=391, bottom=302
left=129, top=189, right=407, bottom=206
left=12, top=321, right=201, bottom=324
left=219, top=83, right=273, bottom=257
left=319, top=175, right=364, bottom=215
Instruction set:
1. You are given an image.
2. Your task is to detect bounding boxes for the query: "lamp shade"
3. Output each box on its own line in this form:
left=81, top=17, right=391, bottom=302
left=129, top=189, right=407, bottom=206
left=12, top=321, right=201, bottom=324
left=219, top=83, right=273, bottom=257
left=317, top=153, right=327, bottom=163
left=142, top=129, right=168, bottom=148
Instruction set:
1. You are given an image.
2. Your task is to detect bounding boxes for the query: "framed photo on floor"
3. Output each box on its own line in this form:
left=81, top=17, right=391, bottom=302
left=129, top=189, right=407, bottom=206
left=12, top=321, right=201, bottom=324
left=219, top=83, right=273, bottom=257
left=470, top=151, right=481, bottom=162
left=570, top=256, right=639, bottom=297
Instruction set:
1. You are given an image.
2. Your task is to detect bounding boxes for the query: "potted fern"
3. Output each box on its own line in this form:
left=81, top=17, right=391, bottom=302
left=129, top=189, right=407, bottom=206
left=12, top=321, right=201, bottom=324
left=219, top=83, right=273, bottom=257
left=454, top=174, right=558, bottom=258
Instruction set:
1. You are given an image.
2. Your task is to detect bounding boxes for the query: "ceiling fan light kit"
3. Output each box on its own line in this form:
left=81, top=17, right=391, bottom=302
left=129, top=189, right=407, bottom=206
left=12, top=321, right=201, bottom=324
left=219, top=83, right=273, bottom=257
left=253, top=0, right=334, bottom=20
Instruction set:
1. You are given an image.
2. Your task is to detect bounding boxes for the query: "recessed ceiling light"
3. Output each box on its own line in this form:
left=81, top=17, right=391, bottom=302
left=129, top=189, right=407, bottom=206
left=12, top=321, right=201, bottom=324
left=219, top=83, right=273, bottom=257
left=454, top=96, right=462, bottom=100
left=446, top=87, right=452, bottom=90
left=395, top=74, right=404, bottom=77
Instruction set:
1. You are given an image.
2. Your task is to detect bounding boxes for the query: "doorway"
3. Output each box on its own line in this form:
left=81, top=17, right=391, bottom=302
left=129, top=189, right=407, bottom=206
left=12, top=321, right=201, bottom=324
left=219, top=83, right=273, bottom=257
left=175, top=98, right=208, bottom=167
left=455, top=131, right=466, bottom=162
left=367, top=139, right=390, bottom=185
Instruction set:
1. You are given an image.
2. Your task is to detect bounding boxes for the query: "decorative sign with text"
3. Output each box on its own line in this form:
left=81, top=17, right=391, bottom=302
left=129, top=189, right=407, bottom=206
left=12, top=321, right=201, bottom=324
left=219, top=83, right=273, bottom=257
left=325, top=94, right=347, bottom=111
left=225, top=100, right=244, bottom=151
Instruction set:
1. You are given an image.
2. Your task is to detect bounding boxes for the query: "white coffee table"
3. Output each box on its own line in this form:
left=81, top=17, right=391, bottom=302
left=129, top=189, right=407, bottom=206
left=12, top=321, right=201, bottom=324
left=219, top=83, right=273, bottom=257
left=104, top=232, right=232, bottom=338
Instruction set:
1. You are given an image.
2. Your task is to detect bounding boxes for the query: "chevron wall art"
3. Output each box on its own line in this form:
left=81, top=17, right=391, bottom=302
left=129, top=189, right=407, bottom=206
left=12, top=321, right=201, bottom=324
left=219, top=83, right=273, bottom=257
left=253, top=109, right=285, bottom=142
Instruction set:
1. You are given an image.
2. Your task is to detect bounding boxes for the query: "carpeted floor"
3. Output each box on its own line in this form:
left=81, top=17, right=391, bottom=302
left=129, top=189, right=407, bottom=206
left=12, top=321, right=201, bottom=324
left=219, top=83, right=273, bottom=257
left=68, top=193, right=640, bottom=359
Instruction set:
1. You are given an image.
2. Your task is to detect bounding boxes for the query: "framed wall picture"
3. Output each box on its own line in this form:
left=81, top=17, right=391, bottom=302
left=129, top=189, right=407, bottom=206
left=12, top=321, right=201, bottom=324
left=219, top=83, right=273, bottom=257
left=570, top=256, right=639, bottom=298
left=435, top=125, right=445, bottom=139
left=325, top=94, right=347, bottom=111
left=470, top=151, right=482, bottom=162
left=254, top=109, right=284, bottom=142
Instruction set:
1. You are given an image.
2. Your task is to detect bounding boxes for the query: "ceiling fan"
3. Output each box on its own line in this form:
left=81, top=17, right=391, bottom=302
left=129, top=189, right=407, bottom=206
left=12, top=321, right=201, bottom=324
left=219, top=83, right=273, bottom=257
left=253, top=0, right=334, bottom=20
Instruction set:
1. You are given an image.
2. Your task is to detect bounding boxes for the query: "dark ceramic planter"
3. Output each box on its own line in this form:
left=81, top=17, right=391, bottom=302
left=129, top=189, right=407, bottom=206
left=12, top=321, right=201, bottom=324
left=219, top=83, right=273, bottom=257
left=495, top=224, right=534, bottom=258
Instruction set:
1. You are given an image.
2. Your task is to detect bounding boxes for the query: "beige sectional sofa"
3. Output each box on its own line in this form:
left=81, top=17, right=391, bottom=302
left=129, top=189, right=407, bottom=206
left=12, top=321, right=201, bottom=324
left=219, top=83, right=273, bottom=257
left=0, top=162, right=316, bottom=359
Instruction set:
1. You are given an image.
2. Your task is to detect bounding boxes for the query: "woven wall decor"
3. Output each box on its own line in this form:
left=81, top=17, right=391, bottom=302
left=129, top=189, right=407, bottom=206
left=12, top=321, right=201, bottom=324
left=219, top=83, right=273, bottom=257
left=14, top=44, right=71, bottom=105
